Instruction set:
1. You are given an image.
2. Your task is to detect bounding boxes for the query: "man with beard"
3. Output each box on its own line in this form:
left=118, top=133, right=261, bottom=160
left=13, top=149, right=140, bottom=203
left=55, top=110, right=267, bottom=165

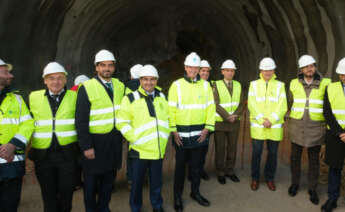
left=76, top=49, right=125, bottom=212
left=288, top=55, right=331, bottom=205
left=0, top=58, right=34, bottom=212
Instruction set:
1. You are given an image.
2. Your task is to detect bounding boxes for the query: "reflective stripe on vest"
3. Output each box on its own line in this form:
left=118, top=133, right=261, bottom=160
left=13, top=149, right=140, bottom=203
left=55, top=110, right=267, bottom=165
left=175, top=80, right=213, bottom=110
left=30, top=90, right=77, bottom=149
left=327, top=82, right=345, bottom=129
left=290, top=78, right=331, bottom=121
left=83, top=78, right=124, bottom=133
left=215, top=80, right=241, bottom=121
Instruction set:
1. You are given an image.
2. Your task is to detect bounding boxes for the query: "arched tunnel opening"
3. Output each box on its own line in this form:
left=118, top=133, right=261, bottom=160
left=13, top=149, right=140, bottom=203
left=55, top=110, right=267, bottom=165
left=2, top=0, right=345, bottom=94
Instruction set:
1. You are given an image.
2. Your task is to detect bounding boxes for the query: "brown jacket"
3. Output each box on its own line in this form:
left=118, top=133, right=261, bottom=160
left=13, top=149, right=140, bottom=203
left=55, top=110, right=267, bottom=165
left=213, top=80, right=245, bottom=132
left=288, top=72, right=327, bottom=147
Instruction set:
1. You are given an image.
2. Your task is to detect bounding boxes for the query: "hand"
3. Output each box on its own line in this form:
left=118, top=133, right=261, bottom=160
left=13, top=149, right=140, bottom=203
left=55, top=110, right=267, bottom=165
left=263, top=119, right=272, bottom=128
left=84, top=148, right=95, bottom=159
left=227, top=115, right=238, bottom=123
left=173, top=132, right=183, bottom=146
left=0, top=143, right=16, bottom=162
left=340, top=133, right=345, bottom=143
left=197, top=129, right=209, bottom=143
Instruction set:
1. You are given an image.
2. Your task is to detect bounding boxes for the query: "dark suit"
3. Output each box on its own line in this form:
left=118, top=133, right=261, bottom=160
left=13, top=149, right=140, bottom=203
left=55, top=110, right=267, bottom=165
left=28, top=89, right=80, bottom=212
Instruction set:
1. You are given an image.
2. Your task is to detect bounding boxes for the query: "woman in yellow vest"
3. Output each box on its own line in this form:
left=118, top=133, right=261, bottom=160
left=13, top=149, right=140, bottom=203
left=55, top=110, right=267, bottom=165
left=29, top=62, right=80, bottom=212
left=321, top=58, right=345, bottom=212
left=117, top=65, right=169, bottom=212
left=248, top=57, right=287, bottom=191
left=213, top=59, right=244, bottom=185
left=0, top=58, right=34, bottom=212
left=287, top=55, right=331, bottom=205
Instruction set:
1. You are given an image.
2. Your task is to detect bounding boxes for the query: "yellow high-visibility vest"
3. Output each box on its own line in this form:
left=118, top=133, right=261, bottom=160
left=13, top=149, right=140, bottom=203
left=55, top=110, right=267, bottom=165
left=215, top=80, right=241, bottom=122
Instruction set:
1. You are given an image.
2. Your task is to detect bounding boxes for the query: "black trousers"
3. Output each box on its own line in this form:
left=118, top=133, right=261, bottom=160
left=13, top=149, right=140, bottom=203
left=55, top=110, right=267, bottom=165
left=83, top=169, right=116, bottom=212
left=0, top=177, right=22, bottom=212
left=290, top=143, right=321, bottom=190
left=174, top=146, right=203, bottom=198
left=35, top=152, right=77, bottom=212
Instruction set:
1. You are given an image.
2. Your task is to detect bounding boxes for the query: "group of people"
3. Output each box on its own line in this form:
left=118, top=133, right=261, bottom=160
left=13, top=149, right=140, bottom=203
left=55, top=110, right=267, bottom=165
left=0, top=49, right=344, bottom=212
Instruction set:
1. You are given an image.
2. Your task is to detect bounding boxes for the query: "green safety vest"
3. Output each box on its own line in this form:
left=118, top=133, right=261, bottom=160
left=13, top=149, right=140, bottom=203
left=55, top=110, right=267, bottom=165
left=30, top=90, right=77, bottom=149
left=82, top=78, right=125, bottom=134
left=327, top=81, right=345, bottom=129
left=116, top=86, right=170, bottom=159
left=215, top=80, right=241, bottom=122
left=289, top=78, right=331, bottom=121
left=248, top=74, right=287, bottom=141
left=0, top=92, right=34, bottom=163
left=168, top=78, right=215, bottom=138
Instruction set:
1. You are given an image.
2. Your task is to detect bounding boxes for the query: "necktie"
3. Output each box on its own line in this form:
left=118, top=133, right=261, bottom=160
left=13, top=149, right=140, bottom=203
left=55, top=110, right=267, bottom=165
left=52, top=95, right=59, bottom=103
left=105, top=82, right=113, bottom=93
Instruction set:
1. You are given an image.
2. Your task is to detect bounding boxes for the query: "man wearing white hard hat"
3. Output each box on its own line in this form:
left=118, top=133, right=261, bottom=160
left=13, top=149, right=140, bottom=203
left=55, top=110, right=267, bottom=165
left=0, top=59, right=34, bottom=212
left=287, top=55, right=331, bottom=205
left=71, top=75, right=90, bottom=91
left=28, top=62, right=80, bottom=212
left=124, top=64, right=143, bottom=190
left=321, top=58, right=345, bottom=212
left=117, top=65, right=169, bottom=212
left=168, top=52, right=215, bottom=211
left=75, top=49, right=125, bottom=212
left=196, top=59, right=212, bottom=181
left=248, top=57, right=287, bottom=191
left=213, top=59, right=244, bottom=185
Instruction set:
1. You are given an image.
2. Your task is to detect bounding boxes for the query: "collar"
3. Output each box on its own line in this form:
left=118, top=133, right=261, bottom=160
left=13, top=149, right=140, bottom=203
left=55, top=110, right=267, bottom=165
left=138, top=86, right=160, bottom=97
left=184, top=73, right=200, bottom=83
left=45, top=87, right=66, bottom=96
left=97, top=75, right=112, bottom=84
left=223, top=79, right=232, bottom=85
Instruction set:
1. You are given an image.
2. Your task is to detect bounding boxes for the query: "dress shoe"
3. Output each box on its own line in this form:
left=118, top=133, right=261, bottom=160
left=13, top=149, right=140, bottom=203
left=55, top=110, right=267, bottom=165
left=308, top=190, right=319, bottom=205
left=217, top=176, right=226, bottom=184
left=266, top=181, right=276, bottom=191
left=251, top=180, right=259, bottom=191
left=288, top=184, right=299, bottom=197
left=174, top=197, right=183, bottom=211
left=153, top=208, right=165, bottom=212
left=225, top=174, right=240, bottom=182
left=190, top=193, right=210, bottom=207
left=321, top=199, right=337, bottom=212
left=201, top=170, right=210, bottom=181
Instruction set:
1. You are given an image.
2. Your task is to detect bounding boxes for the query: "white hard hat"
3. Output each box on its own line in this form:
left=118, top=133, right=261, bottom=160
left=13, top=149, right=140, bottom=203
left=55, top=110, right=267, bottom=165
left=298, top=55, right=316, bottom=68
left=0, top=58, right=13, bottom=71
left=221, top=59, right=237, bottom=69
left=94, top=49, right=116, bottom=65
left=42, top=62, right=67, bottom=78
left=130, top=64, right=143, bottom=79
left=139, top=65, right=159, bottom=78
left=259, top=57, right=276, bottom=70
left=336, top=57, right=345, bottom=75
left=74, top=75, right=89, bottom=85
left=184, top=52, right=201, bottom=67
left=200, top=60, right=211, bottom=70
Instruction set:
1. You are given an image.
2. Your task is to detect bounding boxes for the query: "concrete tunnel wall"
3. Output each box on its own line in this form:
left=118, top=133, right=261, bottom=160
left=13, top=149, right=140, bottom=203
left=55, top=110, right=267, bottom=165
left=1, top=0, right=345, bottom=94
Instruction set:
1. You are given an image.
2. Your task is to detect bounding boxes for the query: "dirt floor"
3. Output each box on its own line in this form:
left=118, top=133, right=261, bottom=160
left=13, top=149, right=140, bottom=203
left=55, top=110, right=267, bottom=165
left=19, top=156, right=345, bottom=212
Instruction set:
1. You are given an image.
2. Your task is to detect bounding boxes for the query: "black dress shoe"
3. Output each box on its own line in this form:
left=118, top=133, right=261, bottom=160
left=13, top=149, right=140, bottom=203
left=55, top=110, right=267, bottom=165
left=308, top=190, right=319, bottom=205
left=225, top=174, right=240, bottom=182
left=153, top=208, right=165, bottom=212
left=321, top=199, right=337, bottom=212
left=190, top=193, right=210, bottom=207
left=201, top=170, right=210, bottom=181
left=288, top=184, right=299, bottom=197
left=217, top=176, right=226, bottom=184
left=174, top=197, right=183, bottom=211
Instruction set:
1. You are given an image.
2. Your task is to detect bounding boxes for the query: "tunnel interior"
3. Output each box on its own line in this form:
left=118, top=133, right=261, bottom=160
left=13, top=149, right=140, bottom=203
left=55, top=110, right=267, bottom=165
left=1, top=0, right=345, bottom=93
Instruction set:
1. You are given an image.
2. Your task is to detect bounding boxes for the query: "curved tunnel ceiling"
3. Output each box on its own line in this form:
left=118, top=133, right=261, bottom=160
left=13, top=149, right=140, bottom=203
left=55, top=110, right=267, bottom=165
left=0, top=0, right=344, bottom=92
